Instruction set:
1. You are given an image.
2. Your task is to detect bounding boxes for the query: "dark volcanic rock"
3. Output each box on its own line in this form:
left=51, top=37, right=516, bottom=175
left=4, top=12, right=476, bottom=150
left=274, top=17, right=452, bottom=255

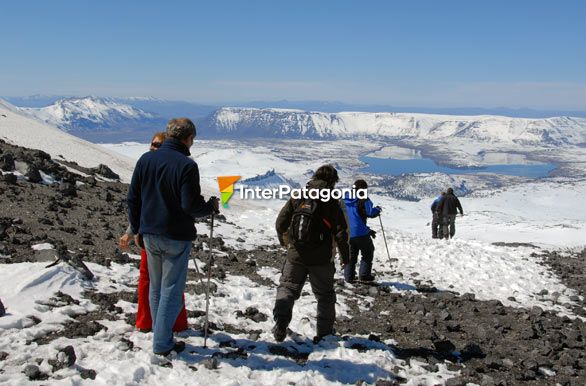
left=3, top=173, right=17, bottom=184
left=23, top=364, right=48, bottom=381
left=0, top=153, right=15, bottom=171
left=0, top=297, right=5, bottom=317
left=79, top=368, right=97, bottom=380
left=58, top=182, right=77, bottom=197
left=91, top=164, right=120, bottom=180
left=25, top=166, right=43, bottom=183
left=48, top=345, right=77, bottom=371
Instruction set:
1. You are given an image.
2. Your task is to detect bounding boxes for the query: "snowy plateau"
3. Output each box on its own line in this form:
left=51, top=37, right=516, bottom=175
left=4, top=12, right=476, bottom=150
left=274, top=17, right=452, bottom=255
left=0, top=98, right=585, bottom=385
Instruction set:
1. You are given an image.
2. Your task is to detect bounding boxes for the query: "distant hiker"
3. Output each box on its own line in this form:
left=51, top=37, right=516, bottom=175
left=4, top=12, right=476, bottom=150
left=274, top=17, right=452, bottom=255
left=436, top=187, right=464, bottom=239
left=343, top=179, right=381, bottom=283
left=119, top=131, right=189, bottom=334
left=128, top=118, right=219, bottom=356
left=273, top=165, right=350, bottom=343
left=431, top=192, right=446, bottom=239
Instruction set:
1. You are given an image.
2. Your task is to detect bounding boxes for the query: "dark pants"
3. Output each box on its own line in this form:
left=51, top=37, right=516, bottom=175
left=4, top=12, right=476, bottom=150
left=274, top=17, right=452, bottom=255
left=432, top=212, right=443, bottom=239
left=442, top=214, right=457, bottom=239
left=344, top=235, right=374, bottom=282
left=273, top=260, right=336, bottom=337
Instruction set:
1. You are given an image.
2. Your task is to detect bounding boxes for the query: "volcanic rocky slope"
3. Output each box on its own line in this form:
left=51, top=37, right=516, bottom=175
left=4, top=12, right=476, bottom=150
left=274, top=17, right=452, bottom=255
left=0, top=139, right=585, bottom=385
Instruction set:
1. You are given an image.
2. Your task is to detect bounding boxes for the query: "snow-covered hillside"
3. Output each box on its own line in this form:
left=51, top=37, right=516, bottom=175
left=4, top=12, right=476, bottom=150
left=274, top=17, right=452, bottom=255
left=20, top=96, right=165, bottom=132
left=0, top=99, right=135, bottom=180
left=201, top=107, right=586, bottom=146
left=1, top=105, right=586, bottom=384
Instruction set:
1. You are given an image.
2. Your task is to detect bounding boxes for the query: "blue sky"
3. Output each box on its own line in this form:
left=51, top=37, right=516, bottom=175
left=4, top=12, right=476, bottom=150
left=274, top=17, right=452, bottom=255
left=1, top=0, right=585, bottom=109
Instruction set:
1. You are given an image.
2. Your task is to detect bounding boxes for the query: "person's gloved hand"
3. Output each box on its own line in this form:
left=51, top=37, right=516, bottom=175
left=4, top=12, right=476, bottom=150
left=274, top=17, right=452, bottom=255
left=208, top=196, right=220, bottom=214
left=375, top=206, right=382, bottom=216
left=369, top=230, right=377, bottom=239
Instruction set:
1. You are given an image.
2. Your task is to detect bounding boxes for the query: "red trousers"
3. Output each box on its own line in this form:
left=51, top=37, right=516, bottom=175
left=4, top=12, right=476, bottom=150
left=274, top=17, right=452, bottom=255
left=136, top=249, right=188, bottom=332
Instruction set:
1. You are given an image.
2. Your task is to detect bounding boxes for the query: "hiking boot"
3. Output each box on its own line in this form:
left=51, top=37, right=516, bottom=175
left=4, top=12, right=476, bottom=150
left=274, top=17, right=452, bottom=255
left=359, top=274, right=376, bottom=282
left=313, top=329, right=336, bottom=344
left=155, top=341, right=185, bottom=356
left=312, top=335, right=325, bottom=344
left=272, top=322, right=287, bottom=342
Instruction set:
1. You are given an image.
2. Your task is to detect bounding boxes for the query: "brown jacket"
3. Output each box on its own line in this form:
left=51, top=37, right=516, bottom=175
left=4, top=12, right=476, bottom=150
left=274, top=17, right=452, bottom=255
left=275, top=179, right=350, bottom=266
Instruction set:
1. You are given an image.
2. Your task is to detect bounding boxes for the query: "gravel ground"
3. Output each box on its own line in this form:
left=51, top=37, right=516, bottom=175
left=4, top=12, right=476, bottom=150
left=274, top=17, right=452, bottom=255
left=1, top=139, right=585, bottom=385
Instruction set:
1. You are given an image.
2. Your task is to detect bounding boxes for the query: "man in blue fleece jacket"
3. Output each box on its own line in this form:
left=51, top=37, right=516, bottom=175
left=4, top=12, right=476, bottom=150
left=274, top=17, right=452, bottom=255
left=128, top=118, right=219, bottom=355
left=343, top=179, right=381, bottom=283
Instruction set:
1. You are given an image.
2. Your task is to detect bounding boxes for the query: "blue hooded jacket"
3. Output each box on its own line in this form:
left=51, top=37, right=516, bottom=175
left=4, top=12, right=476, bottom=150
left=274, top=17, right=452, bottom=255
left=431, top=195, right=443, bottom=213
left=343, top=194, right=381, bottom=238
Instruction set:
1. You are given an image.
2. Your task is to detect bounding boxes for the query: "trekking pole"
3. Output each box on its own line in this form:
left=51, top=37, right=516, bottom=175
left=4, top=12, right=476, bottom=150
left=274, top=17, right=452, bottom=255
left=203, top=213, right=215, bottom=349
left=378, top=215, right=393, bottom=267
left=190, top=254, right=206, bottom=286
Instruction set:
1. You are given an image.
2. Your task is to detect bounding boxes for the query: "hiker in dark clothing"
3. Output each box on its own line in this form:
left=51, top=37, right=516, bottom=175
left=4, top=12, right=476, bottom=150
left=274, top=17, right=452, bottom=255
left=128, top=118, right=219, bottom=355
left=436, top=187, right=464, bottom=239
left=273, top=165, right=350, bottom=343
left=343, top=179, right=381, bottom=283
left=431, top=192, right=446, bottom=239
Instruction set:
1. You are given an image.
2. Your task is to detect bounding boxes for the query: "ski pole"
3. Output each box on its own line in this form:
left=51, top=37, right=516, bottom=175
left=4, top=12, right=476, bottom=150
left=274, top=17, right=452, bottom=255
left=190, top=253, right=205, bottom=286
left=203, top=213, right=215, bottom=349
left=378, top=215, right=393, bottom=267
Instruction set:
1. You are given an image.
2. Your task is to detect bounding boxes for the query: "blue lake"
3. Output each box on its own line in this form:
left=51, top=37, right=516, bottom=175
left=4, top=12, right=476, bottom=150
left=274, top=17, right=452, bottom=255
left=361, top=156, right=556, bottom=178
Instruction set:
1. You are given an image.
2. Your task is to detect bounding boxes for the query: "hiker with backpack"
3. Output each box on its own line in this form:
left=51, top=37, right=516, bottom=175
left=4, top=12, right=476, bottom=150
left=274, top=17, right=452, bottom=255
left=436, top=187, right=464, bottom=239
left=343, top=179, right=381, bottom=283
left=273, top=165, right=350, bottom=343
left=119, top=131, right=189, bottom=334
left=431, top=191, right=446, bottom=239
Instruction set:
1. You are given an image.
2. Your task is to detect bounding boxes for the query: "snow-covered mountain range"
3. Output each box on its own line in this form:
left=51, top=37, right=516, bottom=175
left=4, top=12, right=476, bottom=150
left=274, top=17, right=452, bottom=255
left=11, top=97, right=586, bottom=147
left=201, top=107, right=586, bottom=146
left=20, top=96, right=165, bottom=133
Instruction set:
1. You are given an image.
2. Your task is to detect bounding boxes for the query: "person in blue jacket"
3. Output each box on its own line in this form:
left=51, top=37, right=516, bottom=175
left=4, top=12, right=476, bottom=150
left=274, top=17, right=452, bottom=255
left=343, top=179, right=382, bottom=283
left=430, top=192, right=445, bottom=239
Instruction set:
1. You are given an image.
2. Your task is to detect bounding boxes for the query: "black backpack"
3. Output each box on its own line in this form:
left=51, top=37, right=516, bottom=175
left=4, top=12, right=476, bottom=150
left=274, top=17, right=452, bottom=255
left=288, top=199, right=332, bottom=250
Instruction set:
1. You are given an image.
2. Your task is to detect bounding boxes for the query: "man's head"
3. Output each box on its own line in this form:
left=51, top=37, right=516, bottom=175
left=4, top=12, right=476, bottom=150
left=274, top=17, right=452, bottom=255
left=313, top=164, right=339, bottom=187
left=447, top=188, right=454, bottom=194
left=166, top=118, right=196, bottom=148
left=150, top=132, right=166, bottom=151
left=441, top=191, right=446, bottom=196
left=353, top=179, right=368, bottom=190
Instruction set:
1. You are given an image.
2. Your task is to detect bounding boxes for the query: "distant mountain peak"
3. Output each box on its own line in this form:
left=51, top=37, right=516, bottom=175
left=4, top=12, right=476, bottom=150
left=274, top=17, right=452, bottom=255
left=20, top=96, right=161, bottom=132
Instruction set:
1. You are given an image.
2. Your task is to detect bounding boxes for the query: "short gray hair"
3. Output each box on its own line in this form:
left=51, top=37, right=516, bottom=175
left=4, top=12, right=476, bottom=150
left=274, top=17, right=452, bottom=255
left=166, top=118, right=196, bottom=140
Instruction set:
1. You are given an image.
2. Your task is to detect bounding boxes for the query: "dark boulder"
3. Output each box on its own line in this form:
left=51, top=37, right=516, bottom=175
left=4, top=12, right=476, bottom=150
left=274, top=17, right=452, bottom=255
left=3, top=173, right=17, bottom=184
left=26, top=166, right=43, bottom=183
left=58, top=182, right=77, bottom=197
left=48, top=345, right=77, bottom=371
left=79, top=369, right=97, bottom=380
left=91, top=164, right=120, bottom=180
left=0, top=153, right=15, bottom=171
left=23, top=364, right=47, bottom=380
